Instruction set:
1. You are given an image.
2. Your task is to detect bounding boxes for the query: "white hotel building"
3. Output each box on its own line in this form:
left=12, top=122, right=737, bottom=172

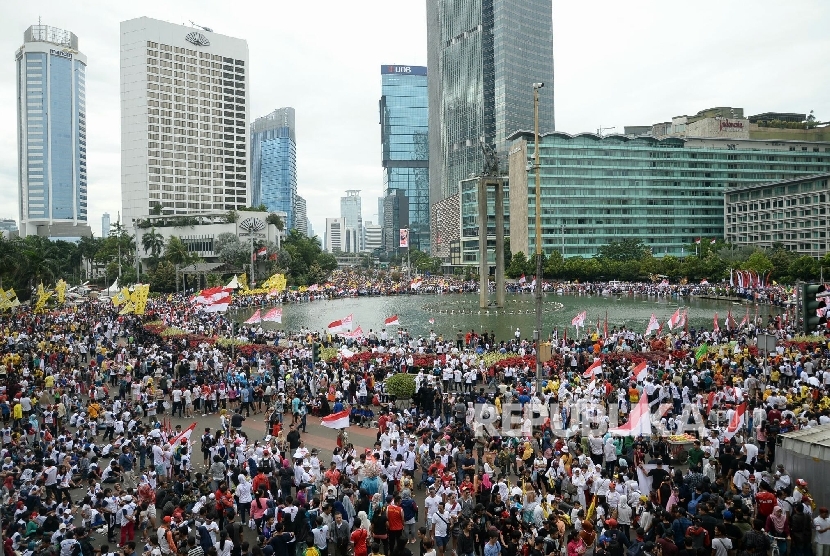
left=120, top=17, right=249, bottom=229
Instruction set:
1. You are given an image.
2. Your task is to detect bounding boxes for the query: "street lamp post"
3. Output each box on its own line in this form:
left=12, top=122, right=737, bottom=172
left=533, top=82, right=544, bottom=392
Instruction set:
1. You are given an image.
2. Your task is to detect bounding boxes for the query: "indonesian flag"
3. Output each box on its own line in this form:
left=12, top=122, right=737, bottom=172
left=726, top=310, right=738, bottom=331
left=321, top=409, right=350, bottom=429
left=518, top=274, right=527, bottom=284
left=609, top=395, right=652, bottom=437
left=634, top=361, right=648, bottom=382
left=724, top=403, right=747, bottom=439
left=244, top=309, right=262, bottom=324
left=710, top=238, right=716, bottom=244
left=262, top=307, right=282, bottom=323
left=192, top=286, right=232, bottom=305
left=410, top=277, right=423, bottom=290
left=667, top=308, right=683, bottom=330
left=707, top=391, right=717, bottom=413
left=571, top=311, right=587, bottom=328
left=695, top=238, right=701, bottom=244
left=713, top=312, right=720, bottom=333
left=256, top=246, right=267, bottom=258
left=645, top=313, right=660, bottom=336
left=739, top=309, right=749, bottom=328
left=343, top=326, right=364, bottom=339
left=170, top=422, right=197, bottom=450
left=201, top=293, right=231, bottom=313
left=327, top=314, right=354, bottom=333
left=583, top=359, right=602, bottom=379
left=385, top=315, right=400, bottom=326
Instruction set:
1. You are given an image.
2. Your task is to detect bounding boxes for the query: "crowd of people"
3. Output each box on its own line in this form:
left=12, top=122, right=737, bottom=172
left=0, top=280, right=828, bottom=556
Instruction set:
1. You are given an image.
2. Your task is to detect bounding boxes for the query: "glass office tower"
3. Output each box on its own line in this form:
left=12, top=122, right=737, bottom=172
left=380, top=65, right=429, bottom=253
left=508, top=132, right=830, bottom=258
left=16, top=24, right=90, bottom=238
left=250, top=107, right=297, bottom=229
left=427, top=0, right=554, bottom=202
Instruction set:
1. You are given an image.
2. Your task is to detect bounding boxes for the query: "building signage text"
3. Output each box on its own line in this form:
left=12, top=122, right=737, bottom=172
left=719, top=118, right=745, bottom=131
left=381, top=65, right=427, bottom=76
left=49, top=49, right=72, bottom=60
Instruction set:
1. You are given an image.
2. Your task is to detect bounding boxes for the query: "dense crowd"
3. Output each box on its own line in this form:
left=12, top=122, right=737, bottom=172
left=0, top=283, right=828, bottom=556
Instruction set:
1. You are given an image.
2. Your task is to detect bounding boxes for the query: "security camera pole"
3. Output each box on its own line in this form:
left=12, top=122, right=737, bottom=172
left=533, top=82, right=544, bottom=393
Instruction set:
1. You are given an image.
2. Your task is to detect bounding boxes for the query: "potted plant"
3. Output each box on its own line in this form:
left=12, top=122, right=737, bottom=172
left=385, top=373, right=416, bottom=410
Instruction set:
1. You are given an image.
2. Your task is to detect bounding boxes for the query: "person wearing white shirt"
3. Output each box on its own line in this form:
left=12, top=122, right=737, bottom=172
left=424, top=487, right=441, bottom=527
left=814, top=507, right=830, bottom=556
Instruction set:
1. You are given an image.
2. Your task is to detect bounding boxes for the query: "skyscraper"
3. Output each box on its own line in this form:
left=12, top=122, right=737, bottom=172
left=340, top=190, right=363, bottom=253
left=294, top=195, right=307, bottom=236
left=380, top=65, right=430, bottom=253
left=16, top=24, right=92, bottom=238
left=251, top=107, right=297, bottom=228
left=102, top=212, right=111, bottom=238
left=426, top=0, right=554, bottom=202
left=120, top=17, right=249, bottom=229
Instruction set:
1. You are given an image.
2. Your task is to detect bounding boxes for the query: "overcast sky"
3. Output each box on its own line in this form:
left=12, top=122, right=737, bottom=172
left=1, top=0, right=829, bottom=239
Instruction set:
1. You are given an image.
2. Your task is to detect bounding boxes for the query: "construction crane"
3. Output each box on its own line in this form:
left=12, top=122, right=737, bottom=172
left=190, top=21, right=214, bottom=32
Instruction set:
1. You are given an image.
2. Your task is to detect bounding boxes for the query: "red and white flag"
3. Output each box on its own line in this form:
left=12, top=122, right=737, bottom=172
left=726, top=310, right=738, bottom=331
left=518, top=274, right=527, bottom=285
left=583, top=359, right=602, bottom=379
left=724, top=403, right=747, bottom=439
left=170, top=422, right=197, bottom=450
left=634, top=361, right=648, bottom=382
left=256, top=246, right=267, bottom=258
left=695, top=238, right=701, bottom=245
left=194, top=286, right=233, bottom=313
left=713, top=312, right=720, bottom=333
left=645, top=313, right=660, bottom=336
left=739, top=309, right=749, bottom=328
left=609, top=395, right=652, bottom=437
left=321, top=409, right=350, bottom=429
left=245, top=309, right=262, bottom=324
left=571, top=311, right=587, bottom=328
left=327, top=314, right=354, bottom=333
left=710, top=238, right=716, bottom=245
left=262, top=307, right=282, bottom=323
left=385, top=315, right=400, bottom=327
left=667, top=308, right=683, bottom=330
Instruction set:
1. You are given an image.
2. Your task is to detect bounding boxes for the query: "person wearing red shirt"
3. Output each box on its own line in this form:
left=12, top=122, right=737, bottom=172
left=756, top=486, right=778, bottom=519
left=387, top=495, right=405, bottom=550
left=324, top=462, right=341, bottom=486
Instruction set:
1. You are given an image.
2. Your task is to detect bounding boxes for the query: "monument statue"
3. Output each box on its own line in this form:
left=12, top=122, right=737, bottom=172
left=481, top=142, right=499, bottom=176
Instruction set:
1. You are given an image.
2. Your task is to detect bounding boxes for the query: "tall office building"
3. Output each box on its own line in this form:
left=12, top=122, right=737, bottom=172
left=294, top=195, right=307, bottom=236
left=426, top=0, right=554, bottom=202
left=325, top=217, right=344, bottom=253
left=16, top=24, right=92, bottom=238
left=340, top=190, right=363, bottom=253
left=380, top=65, right=430, bottom=253
left=251, top=107, right=297, bottom=228
left=120, top=17, right=249, bottom=229
left=101, top=212, right=111, bottom=238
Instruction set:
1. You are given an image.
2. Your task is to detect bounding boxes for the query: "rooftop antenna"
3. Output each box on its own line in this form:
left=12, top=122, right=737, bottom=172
left=189, top=20, right=214, bottom=32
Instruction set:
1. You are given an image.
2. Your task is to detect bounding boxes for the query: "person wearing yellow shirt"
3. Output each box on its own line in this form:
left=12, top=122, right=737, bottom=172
left=88, top=401, right=101, bottom=419
left=45, top=374, right=54, bottom=392
left=12, top=400, right=23, bottom=426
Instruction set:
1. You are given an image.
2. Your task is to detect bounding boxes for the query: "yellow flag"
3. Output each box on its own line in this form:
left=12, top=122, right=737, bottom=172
left=55, top=279, right=67, bottom=304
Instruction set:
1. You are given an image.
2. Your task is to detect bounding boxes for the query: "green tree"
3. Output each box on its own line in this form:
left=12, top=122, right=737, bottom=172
left=164, top=236, right=192, bottom=266
left=266, top=213, right=285, bottom=231
left=597, top=239, right=648, bottom=262
left=544, top=250, right=564, bottom=278
left=788, top=255, right=819, bottom=281
left=506, top=252, right=529, bottom=279
left=141, top=227, right=165, bottom=266
left=742, top=251, right=774, bottom=274
left=148, top=260, right=177, bottom=292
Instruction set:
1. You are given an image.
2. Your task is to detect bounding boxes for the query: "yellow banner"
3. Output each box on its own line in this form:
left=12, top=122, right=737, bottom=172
left=260, top=273, right=287, bottom=292
left=34, top=284, right=52, bottom=314
left=55, top=279, right=67, bottom=304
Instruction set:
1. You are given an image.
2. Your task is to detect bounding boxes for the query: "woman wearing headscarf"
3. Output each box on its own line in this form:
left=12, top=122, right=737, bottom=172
left=765, top=506, right=790, bottom=556
left=235, top=473, right=253, bottom=526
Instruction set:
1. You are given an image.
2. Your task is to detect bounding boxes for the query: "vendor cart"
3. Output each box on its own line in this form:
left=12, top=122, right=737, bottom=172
left=666, top=439, right=695, bottom=464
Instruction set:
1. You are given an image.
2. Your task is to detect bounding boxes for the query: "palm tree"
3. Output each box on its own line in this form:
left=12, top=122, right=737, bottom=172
left=142, top=228, right=165, bottom=259
left=164, top=236, right=192, bottom=266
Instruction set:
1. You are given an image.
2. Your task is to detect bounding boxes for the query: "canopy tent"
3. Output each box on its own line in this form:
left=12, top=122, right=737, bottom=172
left=775, top=424, right=830, bottom=509
left=225, top=275, right=241, bottom=289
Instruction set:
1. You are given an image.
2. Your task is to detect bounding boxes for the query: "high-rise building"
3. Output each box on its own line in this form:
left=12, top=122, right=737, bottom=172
left=102, top=212, right=111, bottom=238
left=340, top=190, right=363, bottom=252
left=427, top=0, right=554, bottom=203
left=120, top=17, right=249, bottom=229
left=325, top=217, right=344, bottom=253
left=382, top=189, right=409, bottom=253
left=0, top=219, right=18, bottom=237
left=364, top=221, right=382, bottom=253
left=380, top=65, right=430, bottom=253
left=16, top=24, right=92, bottom=238
left=507, top=131, right=830, bottom=259
left=294, top=195, right=307, bottom=236
left=251, top=107, right=297, bottom=227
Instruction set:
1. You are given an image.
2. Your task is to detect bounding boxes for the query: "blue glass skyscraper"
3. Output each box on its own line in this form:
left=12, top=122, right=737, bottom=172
left=380, top=65, right=430, bottom=253
left=16, top=24, right=91, bottom=238
left=251, top=107, right=297, bottom=229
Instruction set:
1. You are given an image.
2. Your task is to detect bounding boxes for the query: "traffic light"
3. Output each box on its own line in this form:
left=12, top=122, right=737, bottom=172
left=801, top=283, right=827, bottom=334
left=312, top=342, right=321, bottom=363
